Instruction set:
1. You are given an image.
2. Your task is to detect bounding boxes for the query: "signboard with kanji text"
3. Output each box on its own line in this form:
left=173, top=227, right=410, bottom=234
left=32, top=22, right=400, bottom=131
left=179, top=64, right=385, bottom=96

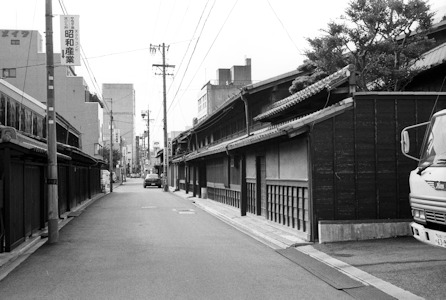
left=60, top=15, right=80, bottom=66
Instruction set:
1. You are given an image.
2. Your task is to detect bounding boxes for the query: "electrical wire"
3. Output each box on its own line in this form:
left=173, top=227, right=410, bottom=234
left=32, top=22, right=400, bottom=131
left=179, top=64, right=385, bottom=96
left=86, top=47, right=150, bottom=59
left=152, top=0, right=213, bottom=132
left=170, top=0, right=238, bottom=114
left=164, top=0, right=215, bottom=126
left=266, top=0, right=303, bottom=55
left=168, top=0, right=214, bottom=112
left=163, top=0, right=178, bottom=40
left=19, top=0, right=38, bottom=105
left=58, top=0, right=104, bottom=109
left=166, top=0, right=208, bottom=98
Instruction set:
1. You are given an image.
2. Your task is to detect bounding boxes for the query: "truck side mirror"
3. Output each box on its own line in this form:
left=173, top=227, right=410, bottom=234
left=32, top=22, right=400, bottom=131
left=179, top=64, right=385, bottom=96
left=401, top=130, right=410, bottom=154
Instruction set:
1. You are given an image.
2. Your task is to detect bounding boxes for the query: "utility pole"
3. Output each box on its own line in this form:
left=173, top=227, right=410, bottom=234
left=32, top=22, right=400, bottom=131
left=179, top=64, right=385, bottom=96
left=151, top=43, right=174, bottom=192
left=45, top=0, right=59, bottom=244
left=146, top=109, right=150, bottom=166
left=109, top=98, right=113, bottom=193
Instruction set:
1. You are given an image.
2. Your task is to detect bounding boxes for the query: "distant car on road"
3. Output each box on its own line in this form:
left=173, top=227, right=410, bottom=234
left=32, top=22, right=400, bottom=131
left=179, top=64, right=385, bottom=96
left=143, top=173, right=161, bottom=188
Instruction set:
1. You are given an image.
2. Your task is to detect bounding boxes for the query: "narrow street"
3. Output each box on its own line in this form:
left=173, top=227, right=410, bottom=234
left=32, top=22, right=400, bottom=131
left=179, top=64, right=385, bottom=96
left=0, top=178, right=352, bottom=300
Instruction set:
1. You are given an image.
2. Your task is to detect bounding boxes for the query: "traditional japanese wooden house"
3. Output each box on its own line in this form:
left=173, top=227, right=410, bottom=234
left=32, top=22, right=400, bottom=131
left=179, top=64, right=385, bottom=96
left=0, top=79, right=103, bottom=252
left=170, top=57, right=446, bottom=242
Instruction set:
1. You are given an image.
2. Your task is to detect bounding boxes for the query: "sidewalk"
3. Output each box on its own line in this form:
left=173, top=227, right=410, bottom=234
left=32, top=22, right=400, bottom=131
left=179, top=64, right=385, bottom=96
left=0, top=181, right=123, bottom=281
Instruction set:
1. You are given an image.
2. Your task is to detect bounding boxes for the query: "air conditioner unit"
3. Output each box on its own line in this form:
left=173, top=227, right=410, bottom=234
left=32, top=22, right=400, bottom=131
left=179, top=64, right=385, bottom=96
left=0, top=127, right=17, bottom=142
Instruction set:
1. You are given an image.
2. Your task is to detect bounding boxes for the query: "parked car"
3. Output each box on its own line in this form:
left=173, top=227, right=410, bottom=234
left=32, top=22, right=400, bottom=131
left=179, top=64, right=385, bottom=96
left=143, top=173, right=161, bottom=188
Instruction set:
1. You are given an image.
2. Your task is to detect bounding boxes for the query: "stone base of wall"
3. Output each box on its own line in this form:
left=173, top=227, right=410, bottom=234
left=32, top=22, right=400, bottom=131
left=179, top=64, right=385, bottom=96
left=318, top=219, right=412, bottom=243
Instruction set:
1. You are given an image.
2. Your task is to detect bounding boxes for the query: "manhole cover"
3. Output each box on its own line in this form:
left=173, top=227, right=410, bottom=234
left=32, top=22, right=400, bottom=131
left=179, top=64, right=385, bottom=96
left=173, top=208, right=195, bottom=214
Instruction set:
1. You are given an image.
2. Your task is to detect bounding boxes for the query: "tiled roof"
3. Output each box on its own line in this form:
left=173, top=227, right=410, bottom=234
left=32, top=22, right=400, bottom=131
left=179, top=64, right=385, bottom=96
left=412, top=42, right=446, bottom=70
left=183, top=98, right=354, bottom=162
left=253, top=65, right=354, bottom=122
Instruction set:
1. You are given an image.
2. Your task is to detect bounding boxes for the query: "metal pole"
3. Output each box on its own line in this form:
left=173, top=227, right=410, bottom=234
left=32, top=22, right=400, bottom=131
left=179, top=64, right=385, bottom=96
left=109, top=99, right=113, bottom=193
left=45, top=0, right=59, bottom=244
left=162, top=43, right=168, bottom=192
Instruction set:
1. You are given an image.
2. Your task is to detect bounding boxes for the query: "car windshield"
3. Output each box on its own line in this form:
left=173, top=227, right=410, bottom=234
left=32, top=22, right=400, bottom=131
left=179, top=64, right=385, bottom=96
left=146, top=174, right=159, bottom=179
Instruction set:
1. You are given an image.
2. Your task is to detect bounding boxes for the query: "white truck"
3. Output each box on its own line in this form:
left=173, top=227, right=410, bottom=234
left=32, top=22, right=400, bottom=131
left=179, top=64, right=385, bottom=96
left=401, top=109, right=446, bottom=247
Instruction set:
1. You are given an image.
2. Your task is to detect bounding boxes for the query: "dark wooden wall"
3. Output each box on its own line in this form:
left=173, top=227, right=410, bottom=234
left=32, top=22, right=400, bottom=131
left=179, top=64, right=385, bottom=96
left=1, top=144, right=102, bottom=252
left=312, top=93, right=446, bottom=237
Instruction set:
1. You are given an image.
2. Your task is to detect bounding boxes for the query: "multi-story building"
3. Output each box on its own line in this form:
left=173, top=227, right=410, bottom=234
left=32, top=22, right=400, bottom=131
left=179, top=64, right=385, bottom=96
left=102, top=83, right=136, bottom=171
left=0, top=29, right=104, bottom=158
left=197, top=58, right=252, bottom=121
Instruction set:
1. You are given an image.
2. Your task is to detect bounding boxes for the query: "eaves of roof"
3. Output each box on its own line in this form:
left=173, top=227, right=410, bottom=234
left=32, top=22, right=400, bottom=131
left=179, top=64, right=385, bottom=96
left=184, top=134, right=247, bottom=161
left=412, top=42, right=446, bottom=70
left=4, top=139, right=72, bottom=160
left=191, top=69, right=303, bottom=134
left=181, top=97, right=354, bottom=163
left=253, top=65, right=354, bottom=122
left=244, top=69, right=303, bottom=93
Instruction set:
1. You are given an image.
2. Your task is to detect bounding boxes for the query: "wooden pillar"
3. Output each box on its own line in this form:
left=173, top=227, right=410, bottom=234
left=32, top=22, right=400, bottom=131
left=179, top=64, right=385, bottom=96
left=88, top=167, right=92, bottom=199
left=185, top=164, right=189, bottom=194
left=67, top=163, right=73, bottom=211
left=3, top=147, right=11, bottom=252
left=240, top=155, right=247, bottom=216
left=192, top=165, right=197, bottom=197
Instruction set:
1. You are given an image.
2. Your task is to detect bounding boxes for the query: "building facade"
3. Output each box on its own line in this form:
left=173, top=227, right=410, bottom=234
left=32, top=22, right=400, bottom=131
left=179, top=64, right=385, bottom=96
left=102, top=83, right=136, bottom=172
left=197, top=58, right=252, bottom=121
left=0, top=78, right=102, bottom=252
left=0, top=29, right=104, bottom=159
left=169, top=57, right=446, bottom=242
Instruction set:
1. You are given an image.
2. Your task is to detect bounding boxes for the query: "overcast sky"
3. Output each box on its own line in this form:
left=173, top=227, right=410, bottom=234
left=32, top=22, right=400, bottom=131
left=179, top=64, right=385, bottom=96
left=1, top=0, right=445, bottom=145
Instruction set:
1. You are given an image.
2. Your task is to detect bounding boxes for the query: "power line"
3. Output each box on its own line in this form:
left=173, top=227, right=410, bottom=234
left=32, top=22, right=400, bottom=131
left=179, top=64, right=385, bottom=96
left=86, top=47, right=150, bottom=59
left=266, top=0, right=303, bottom=55
left=152, top=0, right=212, bottom=129
left=167, top=0, right=216, bottom=114
left=58, top=0, right=103, bottom=103
left=170, top=0, right=238, bottom=114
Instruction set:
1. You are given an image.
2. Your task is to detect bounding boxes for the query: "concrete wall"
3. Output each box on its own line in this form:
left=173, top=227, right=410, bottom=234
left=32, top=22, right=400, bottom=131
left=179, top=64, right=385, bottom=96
left=318, top=220, right=412, bottom=243
left=246, top=154, right=256, bottom=179
left=80, top=102, right=103, bottom=158
left=217, top=69, right=231, bottom=85
left=231, top=65, right=251, bottom=85
left=208, top=85, right=240, bottom=114
left=102, top=84, right=136, bottom=167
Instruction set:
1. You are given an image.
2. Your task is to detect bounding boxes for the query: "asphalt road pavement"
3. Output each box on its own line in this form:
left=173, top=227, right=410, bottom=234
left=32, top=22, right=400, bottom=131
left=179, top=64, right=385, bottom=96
left=312, top=236, right=446, bottom=300
left=0, top=178, right=354, bottom=299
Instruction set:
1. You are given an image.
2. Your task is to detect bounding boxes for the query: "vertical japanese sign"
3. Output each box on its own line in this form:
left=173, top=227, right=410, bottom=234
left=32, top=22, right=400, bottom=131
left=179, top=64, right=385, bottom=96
left=60, top=15, right=80, bottom=66
left=114, top=129, right=121, bottom=144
